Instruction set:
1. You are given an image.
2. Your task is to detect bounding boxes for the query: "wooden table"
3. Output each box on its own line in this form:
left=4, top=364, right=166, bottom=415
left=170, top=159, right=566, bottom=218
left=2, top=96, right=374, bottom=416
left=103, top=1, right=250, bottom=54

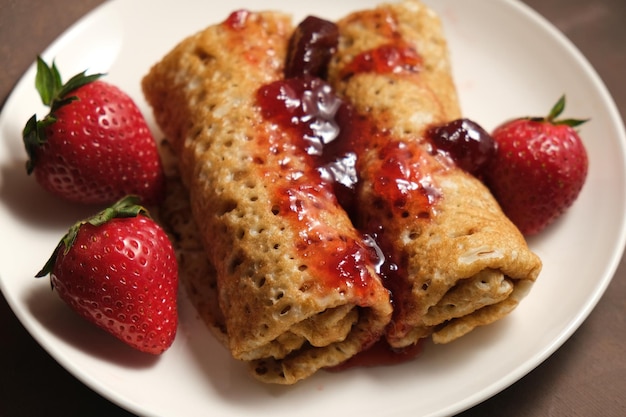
left=1, top=0, right=625, bottom=415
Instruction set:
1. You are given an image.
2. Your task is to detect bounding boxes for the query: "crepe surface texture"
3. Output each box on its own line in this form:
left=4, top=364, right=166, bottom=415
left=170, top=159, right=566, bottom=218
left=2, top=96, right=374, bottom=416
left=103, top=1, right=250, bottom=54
left=142, top=10, right=393, bottom=385
left=327, top=0, right=542, bottom=347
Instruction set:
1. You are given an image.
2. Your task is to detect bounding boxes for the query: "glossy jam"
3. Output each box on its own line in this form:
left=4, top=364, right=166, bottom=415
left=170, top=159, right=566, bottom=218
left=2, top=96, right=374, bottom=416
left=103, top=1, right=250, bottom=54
left=275, top=181, right=379, bottom=294
left=257, top=77, right=380, bottom=298
left=340, top=42, right=422, bottom=79
left=253, top=13, right=448, bottom=366
left=285, top=16, right=339, bottom=79
left=257, top=76, right=342, bottom=156
left=257, top=77, right=361, bottom=210
left=321, top=107, right=443, bottom=219
left=427, top=118, right=496, bottom=176
left=224, top=9, right=250, bottom=30
left=256, top=73, right=445, bottom=302
left=370, top=141, right=442, bottom=211
left=316, top=106, right=367, bottom=212
left=338, top=8, right=423, bottom=80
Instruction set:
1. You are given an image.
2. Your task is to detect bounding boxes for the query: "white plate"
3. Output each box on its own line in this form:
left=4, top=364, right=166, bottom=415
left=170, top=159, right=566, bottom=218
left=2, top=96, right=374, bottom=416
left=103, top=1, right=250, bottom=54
left=1, top=1, right=625, bottom=416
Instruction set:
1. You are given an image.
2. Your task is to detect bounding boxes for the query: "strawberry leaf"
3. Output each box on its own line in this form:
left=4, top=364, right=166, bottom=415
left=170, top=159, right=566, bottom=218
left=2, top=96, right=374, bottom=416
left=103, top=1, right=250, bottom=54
left=22, top=115, right=41, bottom=174
left=22, top=114, right=56, bottom=174
left=34, top=56, right=105, bottom=111
left=35, top=57, right=63, bottom=106
left=547, top=95, right=589, bottom=127
left=547, top=95, right=566, bottom=122
left=526, top=95, right=589, bottom=128
left=58, top=71, right=103, bottom=98
left=24, top=57, right=106, bottom=173
left=88, top=195, right=150, bottom=227
left=35, top=196, right=151, bottom=278
left=555, top=118, right=589, bottom=128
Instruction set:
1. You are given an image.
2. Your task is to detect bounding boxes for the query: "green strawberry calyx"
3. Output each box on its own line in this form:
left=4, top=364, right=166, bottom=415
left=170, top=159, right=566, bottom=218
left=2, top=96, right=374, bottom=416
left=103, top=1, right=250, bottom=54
left=22, top=56, right=105, bottom=174
left=35, top=195, right=150, bottom=279
left=528, top=95, right=589, bottom=128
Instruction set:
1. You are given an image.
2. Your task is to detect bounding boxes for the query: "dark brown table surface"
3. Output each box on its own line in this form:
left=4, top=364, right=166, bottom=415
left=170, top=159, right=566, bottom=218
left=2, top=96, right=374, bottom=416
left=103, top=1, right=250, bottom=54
left=1, top=0, right=625, bottom=416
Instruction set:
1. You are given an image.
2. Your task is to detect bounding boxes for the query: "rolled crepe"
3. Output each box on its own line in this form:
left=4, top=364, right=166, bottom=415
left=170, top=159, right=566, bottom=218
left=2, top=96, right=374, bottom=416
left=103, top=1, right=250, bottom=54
left=142, top=10, right=393, bottom=384
left=327, top=0, right=542, bottom=347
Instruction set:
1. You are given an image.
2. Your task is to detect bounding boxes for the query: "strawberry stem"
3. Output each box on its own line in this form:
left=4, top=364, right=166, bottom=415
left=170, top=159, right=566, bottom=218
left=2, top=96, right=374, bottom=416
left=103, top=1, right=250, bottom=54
left=35, top=195, right=149, bottom=278
left=88, top=195, right=149, bottom=226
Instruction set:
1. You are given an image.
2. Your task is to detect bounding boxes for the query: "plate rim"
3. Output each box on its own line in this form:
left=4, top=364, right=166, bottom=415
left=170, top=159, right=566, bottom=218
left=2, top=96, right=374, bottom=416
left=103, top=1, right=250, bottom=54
left=1, top=0, right=626, bottom=416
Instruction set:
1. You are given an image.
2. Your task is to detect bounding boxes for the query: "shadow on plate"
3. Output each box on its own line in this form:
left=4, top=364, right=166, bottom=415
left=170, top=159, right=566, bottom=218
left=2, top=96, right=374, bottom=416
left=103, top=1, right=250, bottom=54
left=24, top=281, right=160, bottom=369
left=174, top=293, right=332, bottom=405
left=0, top=159, right=99, bottom=230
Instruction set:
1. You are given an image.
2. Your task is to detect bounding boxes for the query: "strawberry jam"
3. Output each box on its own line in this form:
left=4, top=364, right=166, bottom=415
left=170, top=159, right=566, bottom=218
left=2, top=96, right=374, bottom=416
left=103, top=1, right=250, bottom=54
left=285, top=16, right=339, bottom=79
left=257, top=76, right=341, bottom=156
left=340, top=42, right=422, bottom=79
left=428, top=118, right=496, bottom=176
left=338, top=8, right=423, bottom=80
left=224, top=9, right=250, bottom=30
left=274, top=178, right=378, bottom=296
left=370, top=140, right=442, bottom=211
left=254, top=13, right=442, bottom=366
left=256, top=76, right=381, bottom=300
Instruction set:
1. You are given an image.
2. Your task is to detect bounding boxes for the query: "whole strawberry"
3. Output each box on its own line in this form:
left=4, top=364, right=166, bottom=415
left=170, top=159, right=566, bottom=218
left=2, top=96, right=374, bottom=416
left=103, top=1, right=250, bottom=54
left=484, top=96, right=589, bottom=235
left=23, top=57, right=165, bottom=205
left=36, top=196, right=178, bottom=354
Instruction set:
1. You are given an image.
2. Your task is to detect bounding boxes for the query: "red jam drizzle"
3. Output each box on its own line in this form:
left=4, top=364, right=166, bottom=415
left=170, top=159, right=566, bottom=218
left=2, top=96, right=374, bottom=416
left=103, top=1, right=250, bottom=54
left=275, top=180, right=378, bottom=295
left=256, top=77, right=381, bottom=299
left=253, top=10, right=446, bottom=365
left=362, top=218, right=418, bottom=339
left=322, top=102, right=444, bottom=220
left=340, top=42, right=423, bottom=79
left=256, top=72, right=445, bottom=330
left=427, top=118, right=497, bottom=177
left=221, top=10, right=275, bottom=67
left=285, top=16, right=339, bottom=79
left=224, top=9, right=250, bottom=30
left=258, top=76, right=341, bottom=156
left=315, top=104, right=365, bottom=213
left=339, top=8, right=423, bottom=79
left=370, top=141, right=442, bottom=211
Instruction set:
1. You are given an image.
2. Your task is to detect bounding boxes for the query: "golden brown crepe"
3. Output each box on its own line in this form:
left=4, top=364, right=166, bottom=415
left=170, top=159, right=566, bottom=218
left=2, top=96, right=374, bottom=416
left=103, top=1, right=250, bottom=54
left=142, top=10, right=393, bottom=385
left=327, top=0, right=542, bottom=347
left=144, top=0, right=542, bottom=385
